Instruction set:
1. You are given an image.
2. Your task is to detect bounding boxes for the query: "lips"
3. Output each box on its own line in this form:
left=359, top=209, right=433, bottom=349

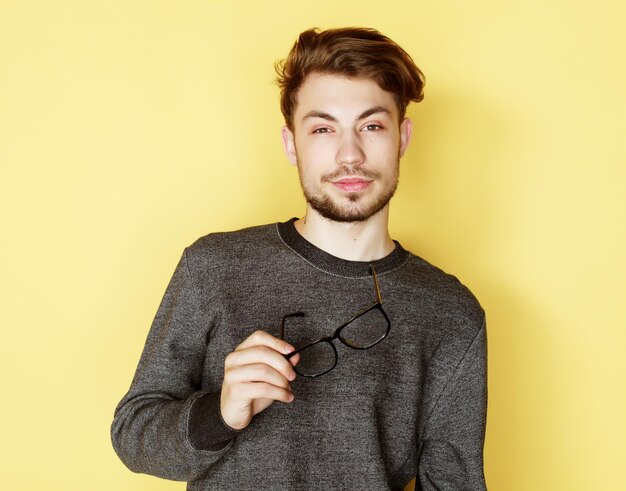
left=331, top=177, right=373, bottom=192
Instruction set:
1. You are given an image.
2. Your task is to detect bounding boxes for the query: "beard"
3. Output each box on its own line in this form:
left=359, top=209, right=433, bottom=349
left=297, top=159, right=400, bottom=223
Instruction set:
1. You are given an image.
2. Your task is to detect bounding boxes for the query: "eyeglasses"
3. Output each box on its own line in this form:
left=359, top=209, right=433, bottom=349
left=280, top=265, right=391, bottom=378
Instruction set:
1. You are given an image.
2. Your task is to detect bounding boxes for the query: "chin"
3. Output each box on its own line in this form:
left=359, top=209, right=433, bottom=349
left=311, top=197, right=390, bottom=223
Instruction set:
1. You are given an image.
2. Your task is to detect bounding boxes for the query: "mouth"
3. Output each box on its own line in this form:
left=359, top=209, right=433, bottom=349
left=331, top=177, right=373, bottom=192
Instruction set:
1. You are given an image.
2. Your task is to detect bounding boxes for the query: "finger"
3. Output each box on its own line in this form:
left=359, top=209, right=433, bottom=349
left=287, top=352, right=300, bottom=366
left=236, top=330, right=296, bottom=356
left=226, top=346, right=297, bottom=381
left=224, top=363, right=292, bottom=390
left=237, top=382, right=295, bottom=404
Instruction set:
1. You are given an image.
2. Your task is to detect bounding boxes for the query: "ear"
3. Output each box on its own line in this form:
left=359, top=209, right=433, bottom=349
left=399, top=117, right=413, bottom=157
left=281, top=126, right=298, bottom=166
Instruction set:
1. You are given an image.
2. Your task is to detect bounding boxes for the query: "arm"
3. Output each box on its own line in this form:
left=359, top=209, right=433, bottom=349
left=110, top=249, right=299, bottom=481
left=110, top=249, right=238, bottom=481
left=417, top=321, right=488, bottom=491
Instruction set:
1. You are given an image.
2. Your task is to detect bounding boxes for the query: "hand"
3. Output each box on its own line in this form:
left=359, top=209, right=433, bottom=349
left=220, top=330, right=300, bottom=431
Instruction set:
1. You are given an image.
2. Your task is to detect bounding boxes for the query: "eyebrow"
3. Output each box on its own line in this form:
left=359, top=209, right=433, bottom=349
left=302, top=105, right=391, bottom=123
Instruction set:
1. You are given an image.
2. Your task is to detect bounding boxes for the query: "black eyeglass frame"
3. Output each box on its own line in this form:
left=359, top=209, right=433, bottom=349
left=280, top=265, right=391, bottom=378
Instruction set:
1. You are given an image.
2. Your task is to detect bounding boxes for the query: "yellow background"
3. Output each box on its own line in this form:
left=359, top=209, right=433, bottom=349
left=1, top=1, right=624, bottom=490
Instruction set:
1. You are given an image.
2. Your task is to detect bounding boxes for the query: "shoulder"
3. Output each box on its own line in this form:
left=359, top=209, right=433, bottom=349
left=181, top=222, right=284, bottom=274
left=388, top=251, right=485, bottom=336
left=189, top=222, right=278, bottom=252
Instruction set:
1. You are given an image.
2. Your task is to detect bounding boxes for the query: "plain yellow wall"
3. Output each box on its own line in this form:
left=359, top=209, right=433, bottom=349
left=1, top=1, right=624, bottom=490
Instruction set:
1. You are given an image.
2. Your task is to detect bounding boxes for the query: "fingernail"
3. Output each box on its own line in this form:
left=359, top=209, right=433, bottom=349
left=284, top=344, right=295, bottom=355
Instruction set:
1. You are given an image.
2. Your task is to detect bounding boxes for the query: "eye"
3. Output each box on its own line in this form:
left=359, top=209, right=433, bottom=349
left=363, top=123, right=383, bottom=131
left=312, top=127, right=332, bottom=134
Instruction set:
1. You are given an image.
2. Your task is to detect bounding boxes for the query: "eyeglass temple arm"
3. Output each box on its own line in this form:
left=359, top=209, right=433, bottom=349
left=370, top=264, right=383, bottom=304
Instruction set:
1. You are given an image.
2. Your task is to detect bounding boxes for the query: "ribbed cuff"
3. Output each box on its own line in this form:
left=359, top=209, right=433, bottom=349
left=188, top=392, right=241, bottom=451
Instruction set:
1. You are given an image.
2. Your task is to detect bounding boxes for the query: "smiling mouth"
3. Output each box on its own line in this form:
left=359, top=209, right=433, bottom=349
left=331, top=177, right=373, bottom=192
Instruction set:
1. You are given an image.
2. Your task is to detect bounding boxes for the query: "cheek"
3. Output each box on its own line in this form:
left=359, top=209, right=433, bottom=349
left=367, top=137, right=400, bottom=158
left=297, top=139, right=335, bottom=163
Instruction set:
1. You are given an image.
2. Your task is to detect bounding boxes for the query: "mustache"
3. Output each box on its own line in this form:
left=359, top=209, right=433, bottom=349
left=322, top=166, right=381, bottom=182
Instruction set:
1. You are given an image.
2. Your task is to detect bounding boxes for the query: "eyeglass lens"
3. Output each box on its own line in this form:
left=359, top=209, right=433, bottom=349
left=285, top=306, right=389, bottom=377
left=294, top=341, right=337, bottom=377
left=338, top=306, right=388, bottom=349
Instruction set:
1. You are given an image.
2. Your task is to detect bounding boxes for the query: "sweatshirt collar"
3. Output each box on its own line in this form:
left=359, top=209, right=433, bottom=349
left=276, top=217, right=410, bottom=278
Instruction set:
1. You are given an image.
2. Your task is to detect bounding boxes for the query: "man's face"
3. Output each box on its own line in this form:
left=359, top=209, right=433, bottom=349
left=282, top=72, right=412, bottom=223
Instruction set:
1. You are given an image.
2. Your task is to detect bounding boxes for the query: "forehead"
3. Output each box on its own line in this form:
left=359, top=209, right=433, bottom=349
left=293, top=73, right=398, bottom=122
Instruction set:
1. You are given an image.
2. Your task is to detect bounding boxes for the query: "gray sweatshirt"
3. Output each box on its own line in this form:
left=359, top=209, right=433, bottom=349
left=111, top=219, right=487, bottom=490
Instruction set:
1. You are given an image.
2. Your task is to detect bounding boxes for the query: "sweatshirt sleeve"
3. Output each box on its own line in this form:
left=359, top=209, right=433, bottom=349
left=110, top=249, right=239, bottom=481
left=417, top=321, right=488, bottom=491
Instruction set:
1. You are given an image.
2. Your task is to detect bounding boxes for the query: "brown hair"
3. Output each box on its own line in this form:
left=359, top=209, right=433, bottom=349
left=275, top=27, right=425, bottom=130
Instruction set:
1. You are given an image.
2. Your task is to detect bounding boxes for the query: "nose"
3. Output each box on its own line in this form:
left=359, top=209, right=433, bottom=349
left=336, top=131, right=365, bottom=166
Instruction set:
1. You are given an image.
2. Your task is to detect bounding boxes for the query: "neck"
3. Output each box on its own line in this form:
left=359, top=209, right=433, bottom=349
left=294, top=206, right=395, bottom=262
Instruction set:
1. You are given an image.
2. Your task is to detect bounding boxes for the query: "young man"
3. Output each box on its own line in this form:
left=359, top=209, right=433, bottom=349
left=112, top=27, right=487, bottom=490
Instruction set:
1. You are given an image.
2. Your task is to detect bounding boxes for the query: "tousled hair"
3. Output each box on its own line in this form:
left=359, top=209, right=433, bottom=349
left=275, top=27, right=425, bottom=130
